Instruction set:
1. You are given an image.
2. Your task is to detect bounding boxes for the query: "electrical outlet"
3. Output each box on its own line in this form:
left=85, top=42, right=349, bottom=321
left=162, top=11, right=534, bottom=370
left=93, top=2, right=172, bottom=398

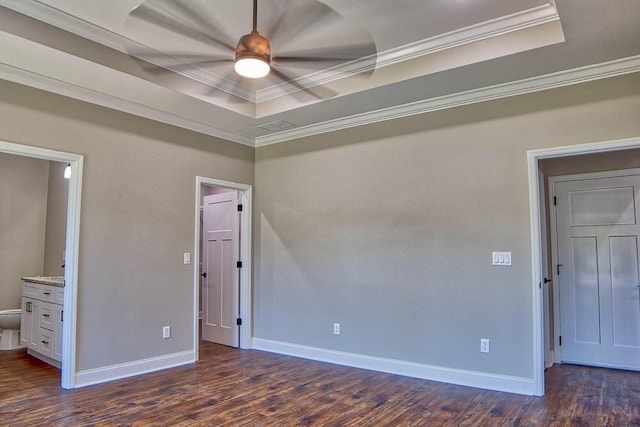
left=163, top=326, right=171, bottom=339
left=333, top=323, right=340, bottom=335
left=480, top=338, right=490, bottom=353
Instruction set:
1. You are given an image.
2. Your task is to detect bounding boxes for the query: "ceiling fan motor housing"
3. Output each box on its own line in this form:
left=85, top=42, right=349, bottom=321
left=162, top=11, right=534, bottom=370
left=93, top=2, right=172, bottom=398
left=235, top=30, right=272, bottom=64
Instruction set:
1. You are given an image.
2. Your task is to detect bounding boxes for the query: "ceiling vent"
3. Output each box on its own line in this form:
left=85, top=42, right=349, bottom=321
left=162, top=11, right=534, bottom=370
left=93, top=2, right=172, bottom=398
left=257, top=120, right=295, bottom=132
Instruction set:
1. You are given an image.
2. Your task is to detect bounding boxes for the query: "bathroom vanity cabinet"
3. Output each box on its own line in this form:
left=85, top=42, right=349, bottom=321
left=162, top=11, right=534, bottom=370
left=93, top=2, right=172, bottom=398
left=20, top=278, right=64, bottom=368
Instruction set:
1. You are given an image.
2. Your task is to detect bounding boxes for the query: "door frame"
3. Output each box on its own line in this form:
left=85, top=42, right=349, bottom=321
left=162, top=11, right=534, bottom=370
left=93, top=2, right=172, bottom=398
left=193, top=177, right=253, bottom=355
left=0, top=139, right=83, bottom=389
left=527, top=135, right=640, bottom=396
left=549, top=167, right=640, bottom=366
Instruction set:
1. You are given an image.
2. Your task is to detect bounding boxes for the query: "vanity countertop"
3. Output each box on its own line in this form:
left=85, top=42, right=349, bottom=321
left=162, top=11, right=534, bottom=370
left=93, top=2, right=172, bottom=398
left=21, top=276, right=64, bottom=287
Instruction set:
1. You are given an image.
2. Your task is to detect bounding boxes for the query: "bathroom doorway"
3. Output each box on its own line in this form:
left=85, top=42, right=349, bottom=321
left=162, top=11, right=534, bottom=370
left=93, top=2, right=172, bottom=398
left=0, top=140, right=83, bottom=389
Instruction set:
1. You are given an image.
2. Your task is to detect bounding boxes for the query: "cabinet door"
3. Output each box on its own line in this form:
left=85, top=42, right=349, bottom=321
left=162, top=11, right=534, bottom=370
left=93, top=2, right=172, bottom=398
left=20, top=298, right=33, bottom=348
left=28, top=300, right=41, bottom=351
left=53, top=305, right=63, bottom=362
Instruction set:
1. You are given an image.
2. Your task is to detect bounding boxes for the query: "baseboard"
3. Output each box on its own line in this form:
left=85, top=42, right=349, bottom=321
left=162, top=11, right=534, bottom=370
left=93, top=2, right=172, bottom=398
left=252, top=338, right=535, bottom=396
left=74, top=350, right=195, bottom=388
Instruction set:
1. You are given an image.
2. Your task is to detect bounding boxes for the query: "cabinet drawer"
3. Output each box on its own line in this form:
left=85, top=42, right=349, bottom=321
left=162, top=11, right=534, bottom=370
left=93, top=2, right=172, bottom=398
left=22, top=282, right=61, bottom=303
left=22, top=283, right=41, bottom=299
left=38, top=328, right=54, bottom=358
left=39, top=303, right=55, bottom=330
left=55, top=287, right=64, bottom=304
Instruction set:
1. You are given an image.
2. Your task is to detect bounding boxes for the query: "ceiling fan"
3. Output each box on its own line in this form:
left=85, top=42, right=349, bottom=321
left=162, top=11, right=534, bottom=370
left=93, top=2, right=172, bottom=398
left=126, top=0, right=377, bottom=100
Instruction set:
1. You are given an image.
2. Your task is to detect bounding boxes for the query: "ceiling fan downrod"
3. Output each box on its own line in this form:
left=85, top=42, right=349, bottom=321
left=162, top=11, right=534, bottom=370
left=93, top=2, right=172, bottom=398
left=234, top=0, right=271, bottom=78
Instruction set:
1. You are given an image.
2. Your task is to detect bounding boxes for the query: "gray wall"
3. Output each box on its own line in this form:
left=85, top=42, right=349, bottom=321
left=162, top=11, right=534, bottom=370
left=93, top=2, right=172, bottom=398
left=0, top=154, right=48, bottom=310
left=254, top=73, right=640, bottom=379
left=43, top=161, right=69, bottom=276
left=0, top=79, right=254, bottom=370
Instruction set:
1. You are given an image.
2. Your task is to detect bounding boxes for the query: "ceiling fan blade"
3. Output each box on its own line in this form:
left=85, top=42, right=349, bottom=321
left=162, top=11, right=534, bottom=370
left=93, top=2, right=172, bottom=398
left=167, top=1, right=236, bottom=51
left=270, top=67, right=338, bottom=101
left=268, top=1, right=337, bottom=49
left=130, top=2, right=233, bottom=53
left=143, top=59, right=234, bottom=75
left=263, top=0, right=294, bottom=38
left=274, top=44, right=377, bottom=67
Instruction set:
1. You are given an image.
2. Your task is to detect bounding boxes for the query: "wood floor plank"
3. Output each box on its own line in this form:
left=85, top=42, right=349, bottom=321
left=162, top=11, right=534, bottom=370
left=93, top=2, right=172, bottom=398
left=1, top=342, right=640, bottom=426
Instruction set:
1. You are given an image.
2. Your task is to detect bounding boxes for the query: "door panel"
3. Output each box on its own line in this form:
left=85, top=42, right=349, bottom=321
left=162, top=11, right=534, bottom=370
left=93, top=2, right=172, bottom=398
left=201, top=191, right=239, bottom=347
left=555, top=173, right=640, bottom=370
left=571, top=236, right=600, bottom=344
left=610, top=235, right=640, bottom=348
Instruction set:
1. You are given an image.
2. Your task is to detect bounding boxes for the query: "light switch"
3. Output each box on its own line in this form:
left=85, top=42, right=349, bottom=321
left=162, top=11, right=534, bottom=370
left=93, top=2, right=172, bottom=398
left=492, top=251, right=512, bottom=266
left=183, top=252, right=191, bottom=265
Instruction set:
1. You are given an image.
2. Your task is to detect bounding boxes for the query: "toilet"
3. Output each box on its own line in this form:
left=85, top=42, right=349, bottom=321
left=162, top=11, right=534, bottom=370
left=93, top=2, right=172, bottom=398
left=0, top=309, right=23, bottom=350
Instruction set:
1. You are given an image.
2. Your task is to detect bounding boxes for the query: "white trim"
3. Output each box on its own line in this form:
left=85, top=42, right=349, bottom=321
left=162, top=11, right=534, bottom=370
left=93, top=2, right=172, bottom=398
left=0, top=140, right=83, bottom=390
left=256, top=56, right=640, bottom=146
left=194, top=177, right=253, bottom=357
left=252, top=338, right=535, bottom=396
left=74, top=350, right=195, bottom=388
left=527, top=136, right=640, bottom=396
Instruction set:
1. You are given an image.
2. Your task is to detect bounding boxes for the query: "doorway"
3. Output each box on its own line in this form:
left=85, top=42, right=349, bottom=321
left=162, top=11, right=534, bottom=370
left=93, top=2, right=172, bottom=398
left=528, top=136, right=640, bottom=395
left=193, top=177, right=252, bottom=358
left=0, top=140, right=83, bottom=389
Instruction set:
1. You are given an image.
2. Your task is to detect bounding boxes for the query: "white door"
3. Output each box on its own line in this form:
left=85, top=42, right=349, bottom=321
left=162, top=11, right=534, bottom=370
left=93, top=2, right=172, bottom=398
left=554, top=173, right=640, bottom=370
left=201, top=192, right=240, bottom=347
left=539, top=169, right=554, bottom=368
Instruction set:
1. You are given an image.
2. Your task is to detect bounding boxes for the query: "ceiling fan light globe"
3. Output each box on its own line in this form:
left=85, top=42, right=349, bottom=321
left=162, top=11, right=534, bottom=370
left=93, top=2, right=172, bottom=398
left=234, top=57, right=270, bottom=78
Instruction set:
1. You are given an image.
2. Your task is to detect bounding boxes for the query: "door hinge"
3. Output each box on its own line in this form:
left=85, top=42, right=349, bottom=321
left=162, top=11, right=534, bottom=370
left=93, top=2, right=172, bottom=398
left=553, top=196, right=557, bottom=206
left=559, top=336, right=562, bottom=346
left=237, top=204, right=243, bottom=212
left=236, top=318, right=242, bottom=326
left=557, top=264, right=563, bottom=275
left=237, top=261, right=242, bottom=268
left=61, top=310, right=63, bottom=322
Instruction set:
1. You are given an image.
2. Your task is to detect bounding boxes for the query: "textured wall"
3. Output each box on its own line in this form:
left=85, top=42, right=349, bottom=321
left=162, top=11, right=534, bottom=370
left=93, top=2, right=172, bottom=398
left=0, top=80, right=254, bottom=370
left=254, top=73, right=640, bottom=379
left=0, top=154, right=48, bottom=310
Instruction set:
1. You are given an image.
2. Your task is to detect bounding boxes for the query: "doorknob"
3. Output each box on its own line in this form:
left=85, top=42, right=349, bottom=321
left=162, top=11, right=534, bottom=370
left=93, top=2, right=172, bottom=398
left=201, top=272, right=207, bottom=278
left=544, top=278, right=552, bottom=284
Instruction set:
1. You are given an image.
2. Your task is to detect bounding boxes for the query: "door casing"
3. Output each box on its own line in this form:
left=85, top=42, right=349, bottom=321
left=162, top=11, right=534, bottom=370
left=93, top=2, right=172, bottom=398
left=0, top=139, right=83, bottom=389
left=194, top=177, right=252, bottom=356
left=528, top=136, right=640, bottom=396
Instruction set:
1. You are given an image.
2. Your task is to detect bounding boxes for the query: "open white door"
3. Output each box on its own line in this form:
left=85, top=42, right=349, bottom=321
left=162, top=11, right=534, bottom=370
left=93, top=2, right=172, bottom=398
left=554, top=172, right=640, bottom=370
left=201, top=192, right=240, bottom=347
left=539, top=169, right=554, bottom=368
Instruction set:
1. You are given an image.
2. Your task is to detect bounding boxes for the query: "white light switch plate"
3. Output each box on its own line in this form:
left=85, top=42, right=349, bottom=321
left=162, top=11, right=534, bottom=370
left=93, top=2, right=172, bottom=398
left=183, top=252, right=191, bottom=265
left=492, top=251, right=512, bottom=266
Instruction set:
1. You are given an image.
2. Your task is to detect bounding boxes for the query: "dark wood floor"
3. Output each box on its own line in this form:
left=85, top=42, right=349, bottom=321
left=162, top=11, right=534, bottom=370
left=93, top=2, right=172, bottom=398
left=1, top=342, right=639, bottom=426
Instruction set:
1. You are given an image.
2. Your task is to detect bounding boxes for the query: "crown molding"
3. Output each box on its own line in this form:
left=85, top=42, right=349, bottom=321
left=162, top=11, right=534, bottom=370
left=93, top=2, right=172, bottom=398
left=256, top=4, right=560, bottom=102
left=254, top=55, right=640, bottom=147
left=0, top=0, right=256, bottom=102
left=0, top=61, right=255, bottom=147
left=3, top=0, right=560, bottom=105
